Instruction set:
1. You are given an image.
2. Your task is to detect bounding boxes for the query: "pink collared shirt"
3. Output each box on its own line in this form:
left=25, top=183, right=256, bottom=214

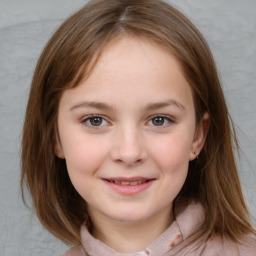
left=62, top=200, right=256, bottom=256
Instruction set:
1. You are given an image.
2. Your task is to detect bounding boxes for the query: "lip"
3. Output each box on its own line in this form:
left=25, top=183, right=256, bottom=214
left=102, top=176, right=155, bottom=195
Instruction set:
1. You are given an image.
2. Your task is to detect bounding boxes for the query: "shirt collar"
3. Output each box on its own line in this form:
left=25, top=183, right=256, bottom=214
left=80, top=199, right=205, bottom=256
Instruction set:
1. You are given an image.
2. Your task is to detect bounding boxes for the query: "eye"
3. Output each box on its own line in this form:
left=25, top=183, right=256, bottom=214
left=83, top=116, right=108, bottom=127
left=148, top=116, right=173, bottom=127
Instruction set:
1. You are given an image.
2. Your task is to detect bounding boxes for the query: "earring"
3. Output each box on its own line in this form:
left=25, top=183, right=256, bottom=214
left=55, top=147, right=64, bottom=159
left=194, top=152, right=199, bottom=159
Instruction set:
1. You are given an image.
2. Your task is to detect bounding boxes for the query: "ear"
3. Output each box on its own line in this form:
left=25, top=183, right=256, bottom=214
left=189, top=112, right=209, bottom=161
left=54, top=141, right=65, bottom=159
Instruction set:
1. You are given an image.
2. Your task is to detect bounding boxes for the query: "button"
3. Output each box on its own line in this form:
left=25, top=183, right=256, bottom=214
left=170, top=234, right=182, bottom=248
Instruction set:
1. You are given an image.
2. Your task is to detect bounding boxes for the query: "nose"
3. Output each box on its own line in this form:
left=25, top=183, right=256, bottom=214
left=110, top=126, right=147, bottom=167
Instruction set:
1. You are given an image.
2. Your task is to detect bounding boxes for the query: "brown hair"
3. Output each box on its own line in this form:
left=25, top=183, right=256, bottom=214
left=21, top=0, right=255, bottom=246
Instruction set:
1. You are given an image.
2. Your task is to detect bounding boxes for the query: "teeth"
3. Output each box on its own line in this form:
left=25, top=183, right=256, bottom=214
left=121, top=181, right=130, bottom=185
left=112, top=180, right=145, bottom=185
left=130, top=181, right=143, bottom=185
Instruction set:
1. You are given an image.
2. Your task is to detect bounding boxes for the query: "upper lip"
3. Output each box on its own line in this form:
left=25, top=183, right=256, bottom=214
left=103, top=176, right=155, bottom=182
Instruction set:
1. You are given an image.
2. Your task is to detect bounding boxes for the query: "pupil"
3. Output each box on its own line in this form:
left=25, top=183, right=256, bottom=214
left=153, top=117, right=164, bottom=126
left=90, top=117, right=102, bottom=126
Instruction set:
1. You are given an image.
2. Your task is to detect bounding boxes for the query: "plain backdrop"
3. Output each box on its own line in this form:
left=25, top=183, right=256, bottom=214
left=0, top=0, right=255, bottom=255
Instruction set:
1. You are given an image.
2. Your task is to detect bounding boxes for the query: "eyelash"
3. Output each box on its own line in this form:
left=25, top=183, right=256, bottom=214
left=81, top=114, right=174, bottom=128
left=147, top=115, right=174, bottom=127
left=81, top=115, right=109, bottom=128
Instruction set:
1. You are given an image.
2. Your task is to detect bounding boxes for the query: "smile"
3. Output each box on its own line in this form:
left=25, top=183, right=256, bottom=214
left=102, top=177, right=155, bottom=195
left=108, top=180, right=147, bottom=186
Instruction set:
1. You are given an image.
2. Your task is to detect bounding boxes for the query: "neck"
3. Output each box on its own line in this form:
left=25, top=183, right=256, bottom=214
left=89, top=207, right=173, bottom=253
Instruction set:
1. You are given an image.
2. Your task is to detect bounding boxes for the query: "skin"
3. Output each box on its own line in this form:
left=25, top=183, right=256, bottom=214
left=56, top=35, right=209, bottom=253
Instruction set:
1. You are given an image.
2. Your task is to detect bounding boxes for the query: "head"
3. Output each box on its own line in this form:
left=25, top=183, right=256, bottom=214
left=22, top=0, right=254, bottom=245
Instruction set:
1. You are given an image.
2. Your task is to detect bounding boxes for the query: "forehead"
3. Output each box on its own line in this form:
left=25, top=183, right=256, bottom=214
left=92, top=35, right=181, bottom=81
left=60, top=35, right=194, bottom=112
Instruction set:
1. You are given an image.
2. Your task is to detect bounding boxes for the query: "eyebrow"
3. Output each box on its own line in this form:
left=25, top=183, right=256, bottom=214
left=70, top=101, right=114, bottom=111
left=70, top=99, right=185, bottom=112
left=145, top=99, right=185, bottom=111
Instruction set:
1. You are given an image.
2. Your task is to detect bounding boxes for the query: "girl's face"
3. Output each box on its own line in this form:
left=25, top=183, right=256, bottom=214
left=57, top=36, right=207, bottom=226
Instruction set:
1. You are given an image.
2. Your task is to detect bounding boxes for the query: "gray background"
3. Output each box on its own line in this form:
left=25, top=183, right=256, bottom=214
left=0, top=0, right=255, bottom=255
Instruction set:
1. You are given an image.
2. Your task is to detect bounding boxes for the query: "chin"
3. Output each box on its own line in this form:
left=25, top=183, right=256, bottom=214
left=106, top=208, right=155, bottom=224
left=112, top=215, right=148, bottom=223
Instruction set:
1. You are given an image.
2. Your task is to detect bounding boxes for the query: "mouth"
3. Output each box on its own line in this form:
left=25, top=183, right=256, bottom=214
left=104, top=176, right=155, bottom=185
left=110, top=180, right=145, bottom=186
left=102, top=177, right=155, bottom=195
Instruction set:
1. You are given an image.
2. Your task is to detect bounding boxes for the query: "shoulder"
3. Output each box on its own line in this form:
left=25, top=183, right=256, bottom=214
left=202, top=235, right=256, bottom=256
left=237, top=235, right=256, bottom=255
left=61, top=245, right=87, bottom=256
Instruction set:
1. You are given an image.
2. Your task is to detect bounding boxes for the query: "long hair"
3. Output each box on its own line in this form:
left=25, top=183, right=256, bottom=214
left=21, top=0, right=255, bottom=245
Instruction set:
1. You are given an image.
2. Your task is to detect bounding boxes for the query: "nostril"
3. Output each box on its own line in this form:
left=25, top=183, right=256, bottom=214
left=112, top=152, right=146, bottom=166
left=109, top=134, right=147, bottom=165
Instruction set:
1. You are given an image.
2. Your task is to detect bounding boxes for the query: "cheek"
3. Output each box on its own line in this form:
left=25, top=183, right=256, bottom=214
left=63, top=136, right=109, bottom=200
left=149, top=132, right=193, bottom=171
left=151, top=134, right=191, bottom=198
left=63, top=135, right=108, bottom=177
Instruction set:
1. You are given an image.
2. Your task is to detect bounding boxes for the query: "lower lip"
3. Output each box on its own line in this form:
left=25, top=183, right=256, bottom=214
left=103, top=180, right=154, bottom=195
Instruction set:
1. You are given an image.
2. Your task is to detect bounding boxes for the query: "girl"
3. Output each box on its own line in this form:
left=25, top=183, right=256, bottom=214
left=21, top=0, right=256, bottom=255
